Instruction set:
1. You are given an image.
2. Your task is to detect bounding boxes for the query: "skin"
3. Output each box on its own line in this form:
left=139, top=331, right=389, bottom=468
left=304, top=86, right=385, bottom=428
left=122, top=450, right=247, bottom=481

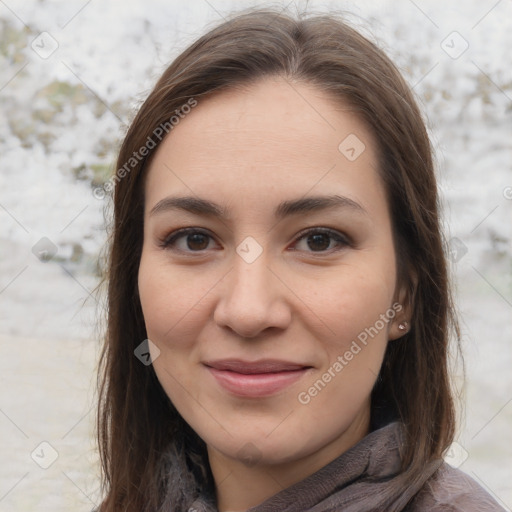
left=138, top=77, right=410, bottom=511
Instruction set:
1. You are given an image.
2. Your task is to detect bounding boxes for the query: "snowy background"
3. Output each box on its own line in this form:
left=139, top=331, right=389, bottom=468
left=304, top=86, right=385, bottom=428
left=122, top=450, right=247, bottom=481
left=0, top=0, right=511, bottom=510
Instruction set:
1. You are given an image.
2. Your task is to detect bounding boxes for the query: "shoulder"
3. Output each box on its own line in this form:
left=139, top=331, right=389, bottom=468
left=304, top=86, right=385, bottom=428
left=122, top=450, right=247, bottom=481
left=407, top=462, right=506, bottom=512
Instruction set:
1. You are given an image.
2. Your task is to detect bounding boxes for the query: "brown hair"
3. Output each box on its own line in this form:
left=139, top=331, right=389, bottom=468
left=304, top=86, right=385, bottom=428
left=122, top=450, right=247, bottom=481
left=96, top=8, right=460, bottom=511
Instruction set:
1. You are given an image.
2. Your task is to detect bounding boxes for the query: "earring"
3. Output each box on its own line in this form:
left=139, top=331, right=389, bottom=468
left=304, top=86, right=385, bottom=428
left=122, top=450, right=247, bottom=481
left=398, top=321, right=408, bottom=331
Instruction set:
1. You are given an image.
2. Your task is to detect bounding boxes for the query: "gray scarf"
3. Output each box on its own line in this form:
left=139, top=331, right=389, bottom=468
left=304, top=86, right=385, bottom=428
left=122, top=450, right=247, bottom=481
left=163, top=422, right=504, bottom=512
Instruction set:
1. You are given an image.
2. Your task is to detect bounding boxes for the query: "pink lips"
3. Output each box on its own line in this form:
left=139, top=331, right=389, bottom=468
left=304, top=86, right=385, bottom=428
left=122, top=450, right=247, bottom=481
left=203, top=359, right=311, bottom=397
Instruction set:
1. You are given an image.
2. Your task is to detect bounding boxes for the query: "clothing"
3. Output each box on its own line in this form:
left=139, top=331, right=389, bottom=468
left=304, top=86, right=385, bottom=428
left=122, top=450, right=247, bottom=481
left=97, top=421, right=506, bottom=511
left=236, top=422, right=505, bottom=512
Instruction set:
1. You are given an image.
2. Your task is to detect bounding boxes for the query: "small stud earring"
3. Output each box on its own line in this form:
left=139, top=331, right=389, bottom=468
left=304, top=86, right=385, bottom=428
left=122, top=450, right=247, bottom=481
left=398, top=321, right=408, bottom=331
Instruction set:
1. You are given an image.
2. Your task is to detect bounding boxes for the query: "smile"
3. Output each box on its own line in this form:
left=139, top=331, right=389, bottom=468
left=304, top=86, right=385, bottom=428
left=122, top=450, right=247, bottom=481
left=203, top=359, right=313, bottom=398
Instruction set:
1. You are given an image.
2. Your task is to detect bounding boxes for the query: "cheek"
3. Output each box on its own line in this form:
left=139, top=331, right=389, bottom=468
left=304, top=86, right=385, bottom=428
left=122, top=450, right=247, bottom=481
left=292, top=257, right=396, bottom=412
left=137, top=252, right=209, bottom=416
left=138, top=258, right=174, bottom=339
left=138, top=252, right=212, bottom=344
left=300, top=261, right=396, bottom=346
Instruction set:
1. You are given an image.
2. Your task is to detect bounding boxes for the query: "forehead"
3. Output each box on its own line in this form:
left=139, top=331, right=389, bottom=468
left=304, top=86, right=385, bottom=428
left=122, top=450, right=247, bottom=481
left=144, top=78, right=385, bottom=218
left=157, top=78, right=375, bottom=157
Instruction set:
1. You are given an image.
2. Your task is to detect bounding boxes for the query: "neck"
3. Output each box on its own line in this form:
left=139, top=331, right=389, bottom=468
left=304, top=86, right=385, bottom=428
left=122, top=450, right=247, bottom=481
left=208, top=409, right=370, bottom=512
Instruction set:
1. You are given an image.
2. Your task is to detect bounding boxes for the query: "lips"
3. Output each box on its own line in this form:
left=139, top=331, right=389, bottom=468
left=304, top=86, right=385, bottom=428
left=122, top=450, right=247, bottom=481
left=204, top=359, right=309, bottom=374
left=203, top=359, right=312, bottom=397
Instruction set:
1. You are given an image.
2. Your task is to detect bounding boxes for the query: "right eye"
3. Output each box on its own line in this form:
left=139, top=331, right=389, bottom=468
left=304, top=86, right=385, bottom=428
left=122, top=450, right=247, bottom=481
left=160, top=228, right=219, bottom=254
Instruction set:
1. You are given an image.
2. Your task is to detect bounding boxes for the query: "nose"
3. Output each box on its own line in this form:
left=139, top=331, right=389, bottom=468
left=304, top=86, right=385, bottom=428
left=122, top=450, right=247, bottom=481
left=213, top=250, right=292, bottom=339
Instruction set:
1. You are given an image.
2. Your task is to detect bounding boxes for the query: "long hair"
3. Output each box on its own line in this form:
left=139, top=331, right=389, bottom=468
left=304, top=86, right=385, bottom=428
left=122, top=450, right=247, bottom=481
left=96, top=8, right=460, bottom=511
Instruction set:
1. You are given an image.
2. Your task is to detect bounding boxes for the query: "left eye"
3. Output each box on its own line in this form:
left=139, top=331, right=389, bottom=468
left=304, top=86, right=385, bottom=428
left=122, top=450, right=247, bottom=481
left=292, top=228, right=350, bottom=253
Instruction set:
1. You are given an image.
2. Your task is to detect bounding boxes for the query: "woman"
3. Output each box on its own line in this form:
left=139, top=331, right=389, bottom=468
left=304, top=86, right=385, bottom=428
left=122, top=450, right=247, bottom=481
left=96, top=8, right=505, bottom=512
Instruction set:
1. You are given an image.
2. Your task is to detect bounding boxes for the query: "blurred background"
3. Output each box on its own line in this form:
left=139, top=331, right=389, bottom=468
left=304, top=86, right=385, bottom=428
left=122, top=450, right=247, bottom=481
left=0, top=0, right=511, bottom=510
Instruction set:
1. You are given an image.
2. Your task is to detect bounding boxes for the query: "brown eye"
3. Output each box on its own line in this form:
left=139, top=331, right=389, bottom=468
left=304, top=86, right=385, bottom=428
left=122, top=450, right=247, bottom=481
left=161, top=228, right=216, bottom=253
left=185, top=232, right=210, bottom=251
left=293, top=228, right=350, bottom=253
left=306, top=232, right=331, bottom=251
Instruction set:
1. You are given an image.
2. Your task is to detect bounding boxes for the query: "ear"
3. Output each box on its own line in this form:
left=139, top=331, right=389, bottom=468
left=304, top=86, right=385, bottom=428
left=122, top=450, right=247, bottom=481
left=388, top=273, right=417, bottom=341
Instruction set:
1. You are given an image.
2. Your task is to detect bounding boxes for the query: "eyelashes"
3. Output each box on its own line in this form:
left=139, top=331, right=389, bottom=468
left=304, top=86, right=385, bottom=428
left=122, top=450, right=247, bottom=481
left=290, top=227, right=351, bottom=253
left=161, top=228, right=214, bottom=252
left=159, top=227, right=352, bottom=256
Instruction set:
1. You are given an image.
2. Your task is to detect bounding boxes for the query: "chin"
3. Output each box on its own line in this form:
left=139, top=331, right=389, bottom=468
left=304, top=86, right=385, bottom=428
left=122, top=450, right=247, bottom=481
left=205, top=422, right=316, bottom=466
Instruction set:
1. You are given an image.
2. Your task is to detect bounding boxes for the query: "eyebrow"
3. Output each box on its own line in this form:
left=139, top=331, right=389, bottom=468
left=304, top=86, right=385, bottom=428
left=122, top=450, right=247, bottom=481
left=149, top=194, right=367, bottom=220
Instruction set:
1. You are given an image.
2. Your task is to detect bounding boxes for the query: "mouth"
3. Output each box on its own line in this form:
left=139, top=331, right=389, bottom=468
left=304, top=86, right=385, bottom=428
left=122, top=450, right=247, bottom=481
left=203, top=359, right=313, bottom=397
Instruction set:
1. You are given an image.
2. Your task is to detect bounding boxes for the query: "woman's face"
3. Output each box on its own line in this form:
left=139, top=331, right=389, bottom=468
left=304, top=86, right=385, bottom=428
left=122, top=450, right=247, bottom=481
left=138, top=78, right=407, bottom=477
